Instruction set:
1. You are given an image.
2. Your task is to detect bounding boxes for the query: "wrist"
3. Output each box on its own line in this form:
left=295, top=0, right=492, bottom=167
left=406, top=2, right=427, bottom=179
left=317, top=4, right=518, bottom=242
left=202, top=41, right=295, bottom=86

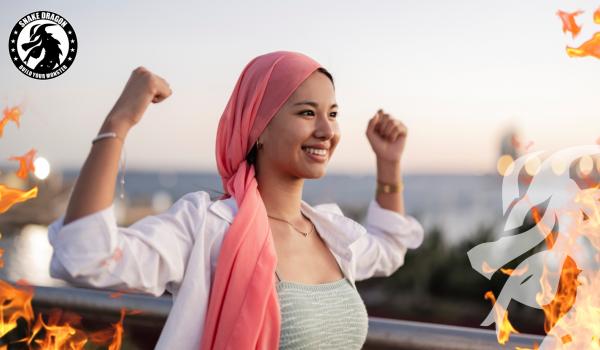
left=376, top=158, right=401, bottom=184
left=100, top=115, right=131, bottom=140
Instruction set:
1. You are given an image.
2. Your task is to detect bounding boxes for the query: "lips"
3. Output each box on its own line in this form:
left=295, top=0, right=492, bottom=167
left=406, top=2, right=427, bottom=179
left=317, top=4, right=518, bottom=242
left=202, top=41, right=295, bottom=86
left=301, top=147, right=327, bottom=156
left=301, top=147, right=328, bottom=162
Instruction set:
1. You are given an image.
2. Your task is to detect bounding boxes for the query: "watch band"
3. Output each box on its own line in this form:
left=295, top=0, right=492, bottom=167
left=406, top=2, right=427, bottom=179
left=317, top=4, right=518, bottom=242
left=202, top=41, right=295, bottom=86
left=376, top=180, right=403, bottom=193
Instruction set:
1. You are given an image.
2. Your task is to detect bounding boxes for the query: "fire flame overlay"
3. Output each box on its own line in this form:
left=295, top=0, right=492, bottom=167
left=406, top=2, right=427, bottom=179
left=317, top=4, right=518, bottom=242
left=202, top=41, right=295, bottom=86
left=566, top=32, right=600, bottom=60
left=556, top=10, right=584, bottom=39
left=0, top=105, right=23, bottom=138
left=7, top=149, right=37, bottom=180
left=484, top=291, right=520, bottom=344
left=510, top=135, right=535, bottom=151
left=0, top=102, right=138, bottom=349
left=558, top=6, right=600, bottom=60
left=469, top=146, right=600, bottom=349
left=0, top=185, right=38, bottom=214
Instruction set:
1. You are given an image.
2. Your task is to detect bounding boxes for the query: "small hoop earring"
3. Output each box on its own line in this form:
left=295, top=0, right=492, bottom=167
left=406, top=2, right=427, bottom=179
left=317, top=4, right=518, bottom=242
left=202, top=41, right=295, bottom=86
left=256, top=138, right=262, bottom=150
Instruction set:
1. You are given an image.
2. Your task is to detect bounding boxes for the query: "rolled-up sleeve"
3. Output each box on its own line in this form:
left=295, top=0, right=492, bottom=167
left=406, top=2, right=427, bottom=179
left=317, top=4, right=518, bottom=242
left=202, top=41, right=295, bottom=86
left=353, top=198, right=424, bottom=281
left=48, top=191, right=210, bottom=297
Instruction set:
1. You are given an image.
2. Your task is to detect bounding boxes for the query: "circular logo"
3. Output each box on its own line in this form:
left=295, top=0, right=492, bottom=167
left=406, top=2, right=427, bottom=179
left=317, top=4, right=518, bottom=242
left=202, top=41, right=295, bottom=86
left=8, top=11, right=77, bottom=80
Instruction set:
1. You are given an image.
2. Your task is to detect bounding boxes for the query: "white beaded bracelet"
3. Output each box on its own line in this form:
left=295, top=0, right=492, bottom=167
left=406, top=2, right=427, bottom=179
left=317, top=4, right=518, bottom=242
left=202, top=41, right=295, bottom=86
left=92, top=132, right=127, bottom=199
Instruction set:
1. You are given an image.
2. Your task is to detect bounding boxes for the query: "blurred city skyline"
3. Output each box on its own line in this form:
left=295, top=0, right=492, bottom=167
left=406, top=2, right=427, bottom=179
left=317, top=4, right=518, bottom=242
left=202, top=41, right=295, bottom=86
left=2, top=0, right=600, bottom=175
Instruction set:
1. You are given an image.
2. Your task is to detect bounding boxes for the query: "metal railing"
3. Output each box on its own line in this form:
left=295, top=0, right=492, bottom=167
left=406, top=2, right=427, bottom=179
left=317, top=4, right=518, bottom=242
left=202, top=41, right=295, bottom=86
left=29, top=285, right=545, bottom=349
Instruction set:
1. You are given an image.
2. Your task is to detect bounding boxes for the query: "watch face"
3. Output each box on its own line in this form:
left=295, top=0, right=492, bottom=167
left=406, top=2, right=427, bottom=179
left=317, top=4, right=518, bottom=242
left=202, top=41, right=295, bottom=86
left=9, top=11, right=78, bottom=80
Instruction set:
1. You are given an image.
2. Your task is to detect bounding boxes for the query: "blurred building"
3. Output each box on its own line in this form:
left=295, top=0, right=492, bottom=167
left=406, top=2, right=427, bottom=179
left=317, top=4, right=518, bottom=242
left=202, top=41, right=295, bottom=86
left=499, top=128, right=520, bottom=161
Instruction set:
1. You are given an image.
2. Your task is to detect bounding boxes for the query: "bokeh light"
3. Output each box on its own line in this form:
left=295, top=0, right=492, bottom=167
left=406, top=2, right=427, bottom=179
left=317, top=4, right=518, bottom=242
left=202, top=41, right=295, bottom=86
left=524, top=156, right=541, bottom=176
left=33, top=157, right=50, bottom=179
left=497, top=155, right=514, bottom=176
left=152, top=190, right=173, bottom=214
left=552, top=155, right=567, bottom=175
left=579, top=155, right=594, bottom=176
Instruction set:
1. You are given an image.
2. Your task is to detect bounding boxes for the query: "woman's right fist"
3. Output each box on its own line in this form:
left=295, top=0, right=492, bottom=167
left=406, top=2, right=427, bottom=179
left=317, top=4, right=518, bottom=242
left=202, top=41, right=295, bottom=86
left=107, top=67, right=172, bottom=128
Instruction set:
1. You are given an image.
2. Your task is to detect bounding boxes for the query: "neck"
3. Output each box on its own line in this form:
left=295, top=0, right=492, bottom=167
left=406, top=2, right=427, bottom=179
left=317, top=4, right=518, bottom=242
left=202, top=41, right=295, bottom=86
left=255, top=164, right=305, bottom=221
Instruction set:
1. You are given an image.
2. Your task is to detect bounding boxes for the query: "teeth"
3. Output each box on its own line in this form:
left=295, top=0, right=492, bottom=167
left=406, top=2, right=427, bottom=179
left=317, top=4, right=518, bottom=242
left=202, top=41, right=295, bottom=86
left=303, top=147, right=327, bottom=156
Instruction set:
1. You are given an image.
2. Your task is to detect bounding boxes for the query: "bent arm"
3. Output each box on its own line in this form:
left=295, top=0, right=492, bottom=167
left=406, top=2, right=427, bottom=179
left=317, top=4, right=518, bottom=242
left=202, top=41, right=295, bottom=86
left=49, top=191, right=211, bottom=297
left=64, top=118, right=131, bottom=226
left=352, top=198, right=424, bottom=281
left=64, top=67, right=172, bottom=225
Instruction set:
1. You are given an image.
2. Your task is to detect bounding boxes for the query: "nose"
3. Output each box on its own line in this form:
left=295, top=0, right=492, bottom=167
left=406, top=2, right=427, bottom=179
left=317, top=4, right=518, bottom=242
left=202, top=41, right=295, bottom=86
left=313, top=113, right=336, bottom=141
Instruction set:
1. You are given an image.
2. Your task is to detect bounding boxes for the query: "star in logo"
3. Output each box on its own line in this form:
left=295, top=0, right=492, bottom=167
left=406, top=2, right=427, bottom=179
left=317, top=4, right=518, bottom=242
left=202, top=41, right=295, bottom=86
left=13, top=57, right=18, bottom=61
left=70, top=39, right=75, bottom=43
left=11, top=48, right=15, bottom=52
left=68, top=31, right=72, bottom=34
left=68, top=57, right=72, bottom=61
left=11, top=40, right=15, bottom=43
left=13, top=31, right=17, bottom=35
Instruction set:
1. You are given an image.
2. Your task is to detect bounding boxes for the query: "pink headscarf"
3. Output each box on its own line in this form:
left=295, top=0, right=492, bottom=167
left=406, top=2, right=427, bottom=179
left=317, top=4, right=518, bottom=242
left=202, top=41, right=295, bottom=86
left=201, top=51, right=323, bottom=349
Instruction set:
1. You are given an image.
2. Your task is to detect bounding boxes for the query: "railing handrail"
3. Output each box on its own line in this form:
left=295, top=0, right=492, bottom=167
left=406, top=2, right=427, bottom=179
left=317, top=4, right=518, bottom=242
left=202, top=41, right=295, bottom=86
left=27, top=285, right=546, bottom=349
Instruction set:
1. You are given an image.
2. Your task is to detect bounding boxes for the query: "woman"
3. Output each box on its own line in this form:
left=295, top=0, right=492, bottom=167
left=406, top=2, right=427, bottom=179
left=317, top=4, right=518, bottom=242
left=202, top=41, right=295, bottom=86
left=48, top=51, right=424, bottom=349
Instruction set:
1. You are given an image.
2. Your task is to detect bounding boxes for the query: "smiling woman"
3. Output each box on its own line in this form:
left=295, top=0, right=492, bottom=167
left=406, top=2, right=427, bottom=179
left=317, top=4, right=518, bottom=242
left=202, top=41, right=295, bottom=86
left=47, top=51, right=424, bottom=350
left=245, top=67, right=335, bottom=169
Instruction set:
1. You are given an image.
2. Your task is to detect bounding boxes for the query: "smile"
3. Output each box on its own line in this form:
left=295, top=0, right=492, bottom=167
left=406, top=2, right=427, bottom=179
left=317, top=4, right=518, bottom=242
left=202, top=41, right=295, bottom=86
left=302, top=147, right=327, bottom=156
left=302, top=147, right=328, bottom=162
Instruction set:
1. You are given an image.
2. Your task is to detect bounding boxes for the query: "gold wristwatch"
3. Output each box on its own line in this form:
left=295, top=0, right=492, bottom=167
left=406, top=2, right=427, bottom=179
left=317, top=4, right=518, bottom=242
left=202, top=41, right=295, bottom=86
left=376, top=180, right=403, bottom=193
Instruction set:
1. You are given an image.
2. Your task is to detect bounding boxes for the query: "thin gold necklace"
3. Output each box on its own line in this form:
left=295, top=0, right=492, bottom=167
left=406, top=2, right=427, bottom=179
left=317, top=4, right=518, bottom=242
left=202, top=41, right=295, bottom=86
left=267, top=212, right=314, bottom=237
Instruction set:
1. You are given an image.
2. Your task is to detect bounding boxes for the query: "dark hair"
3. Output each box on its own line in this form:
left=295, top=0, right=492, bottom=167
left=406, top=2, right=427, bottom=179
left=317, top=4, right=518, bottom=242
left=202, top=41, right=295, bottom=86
left=245, top=68, right=334, bottom=168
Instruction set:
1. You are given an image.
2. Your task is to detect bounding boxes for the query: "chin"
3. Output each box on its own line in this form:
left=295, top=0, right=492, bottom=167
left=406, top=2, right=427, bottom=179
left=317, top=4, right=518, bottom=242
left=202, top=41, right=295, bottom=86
left=300, top=167, right=327, bottom=180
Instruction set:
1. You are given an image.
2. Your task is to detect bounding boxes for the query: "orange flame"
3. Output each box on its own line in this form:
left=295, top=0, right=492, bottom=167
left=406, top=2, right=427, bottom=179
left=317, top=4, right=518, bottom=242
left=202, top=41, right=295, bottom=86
left=557, top=10, right=584, bottom=39
left=482, top=261, right=496, bottom=273
left=99, top=248, right=124, bottom=267
left=8, top=149, right=37, bottom=180
left=109, top=285, right=141, bottom=299
left=527, top=187, right=600, bottom=348
left=28, top=309, right=88, bottom=349
left=87, top=308, right=143, bottom=350
left=0, top=184, right=38, bottom=214
left=509, top=135, right=534, bottom=150
left=524, top=141, right=534, bottom=151
left=511, top=135, right=521, bottom=148
left=0, top=105, right=22, bottom=138
left=594, top=7, right=600, bottom=24
left=540, top=256, right=582, bottom=335
left=0, top=98, right=140, bottom=349
left=0, top=279, right=35, bottom=338
left=515, top=341, right=540, bottom=350
left=566, top=32, right=600, bottom=60
left=484, top=291, right=520, bottom=344
left=500, top=261, right=529, bottom=276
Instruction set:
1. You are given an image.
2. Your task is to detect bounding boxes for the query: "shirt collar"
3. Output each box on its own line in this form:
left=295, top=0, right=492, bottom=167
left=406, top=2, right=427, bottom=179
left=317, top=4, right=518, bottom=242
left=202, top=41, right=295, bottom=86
left=208, top=196, right=366, bottom=262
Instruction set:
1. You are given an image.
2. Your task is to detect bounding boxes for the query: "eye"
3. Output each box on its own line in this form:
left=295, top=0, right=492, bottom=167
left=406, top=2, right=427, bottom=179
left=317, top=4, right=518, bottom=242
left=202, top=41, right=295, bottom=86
left=300, top=110, right=315, bottom=116
left=329, top=111, right=338, bottom=118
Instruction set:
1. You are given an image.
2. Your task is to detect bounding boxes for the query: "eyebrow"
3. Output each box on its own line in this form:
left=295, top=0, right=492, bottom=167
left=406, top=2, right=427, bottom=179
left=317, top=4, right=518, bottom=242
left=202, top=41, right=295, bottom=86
left=293, top=101, right=338, bottom=109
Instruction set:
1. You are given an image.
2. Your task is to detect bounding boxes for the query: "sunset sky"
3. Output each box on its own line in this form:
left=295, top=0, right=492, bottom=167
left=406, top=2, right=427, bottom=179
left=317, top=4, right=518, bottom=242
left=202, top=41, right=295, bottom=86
left=1, top=0, right=599, bottom=175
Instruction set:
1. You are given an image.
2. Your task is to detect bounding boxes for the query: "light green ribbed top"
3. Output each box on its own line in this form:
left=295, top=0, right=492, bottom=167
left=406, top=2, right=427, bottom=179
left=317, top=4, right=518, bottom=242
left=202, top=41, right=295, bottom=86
left=275, top=263, right=369, bottom=350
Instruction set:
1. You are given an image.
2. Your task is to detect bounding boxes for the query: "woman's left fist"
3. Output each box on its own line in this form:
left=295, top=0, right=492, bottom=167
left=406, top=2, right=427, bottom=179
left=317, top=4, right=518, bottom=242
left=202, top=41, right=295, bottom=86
left=366, top=109, right=407, bottom=162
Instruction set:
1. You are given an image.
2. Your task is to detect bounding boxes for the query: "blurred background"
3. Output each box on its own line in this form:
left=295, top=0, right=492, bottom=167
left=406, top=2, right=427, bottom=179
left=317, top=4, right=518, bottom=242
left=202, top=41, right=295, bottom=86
left=2, top=0, right=600, bottom=348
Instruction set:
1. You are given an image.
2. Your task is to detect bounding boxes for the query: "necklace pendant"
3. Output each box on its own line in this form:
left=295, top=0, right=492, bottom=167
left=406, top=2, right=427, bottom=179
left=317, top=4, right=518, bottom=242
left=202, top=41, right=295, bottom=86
left=304, top=233, right=308, bottom=237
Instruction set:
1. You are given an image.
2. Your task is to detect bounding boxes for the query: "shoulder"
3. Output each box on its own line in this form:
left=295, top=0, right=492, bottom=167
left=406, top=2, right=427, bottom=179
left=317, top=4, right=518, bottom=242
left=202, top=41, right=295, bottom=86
left=312, top=202, right=345, bottom=217
left=169, top=191, right=214, bottom=217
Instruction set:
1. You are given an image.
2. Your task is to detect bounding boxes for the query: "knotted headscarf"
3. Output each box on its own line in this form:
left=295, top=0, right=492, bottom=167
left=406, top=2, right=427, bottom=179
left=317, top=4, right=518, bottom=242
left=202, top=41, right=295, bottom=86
left=201, top=51, right=323, bottom=349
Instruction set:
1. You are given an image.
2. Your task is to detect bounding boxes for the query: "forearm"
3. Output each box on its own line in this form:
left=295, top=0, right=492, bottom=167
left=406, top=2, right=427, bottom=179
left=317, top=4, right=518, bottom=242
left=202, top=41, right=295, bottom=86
left=63, top=116, right=131, bottom=225
left=375, top=158, right=405, bottom=216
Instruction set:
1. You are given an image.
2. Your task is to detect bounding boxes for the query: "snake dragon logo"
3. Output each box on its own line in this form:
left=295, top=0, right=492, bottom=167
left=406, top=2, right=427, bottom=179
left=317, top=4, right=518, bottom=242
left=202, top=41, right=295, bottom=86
left=22, top=23, right=62, bottom=73
left=8, top=11, right=78, bottom=80
left=469, top=145, right=600, bottom=349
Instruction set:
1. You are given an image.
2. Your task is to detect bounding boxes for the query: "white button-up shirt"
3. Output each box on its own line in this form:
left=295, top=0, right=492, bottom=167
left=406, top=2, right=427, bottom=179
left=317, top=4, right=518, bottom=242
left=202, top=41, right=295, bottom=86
left=47, top=191, right=424, bottom=349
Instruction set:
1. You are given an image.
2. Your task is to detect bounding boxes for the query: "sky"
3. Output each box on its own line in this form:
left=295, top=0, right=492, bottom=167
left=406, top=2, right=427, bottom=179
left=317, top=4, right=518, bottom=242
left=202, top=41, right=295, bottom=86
left=1, top=0, right=600, bottom=175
